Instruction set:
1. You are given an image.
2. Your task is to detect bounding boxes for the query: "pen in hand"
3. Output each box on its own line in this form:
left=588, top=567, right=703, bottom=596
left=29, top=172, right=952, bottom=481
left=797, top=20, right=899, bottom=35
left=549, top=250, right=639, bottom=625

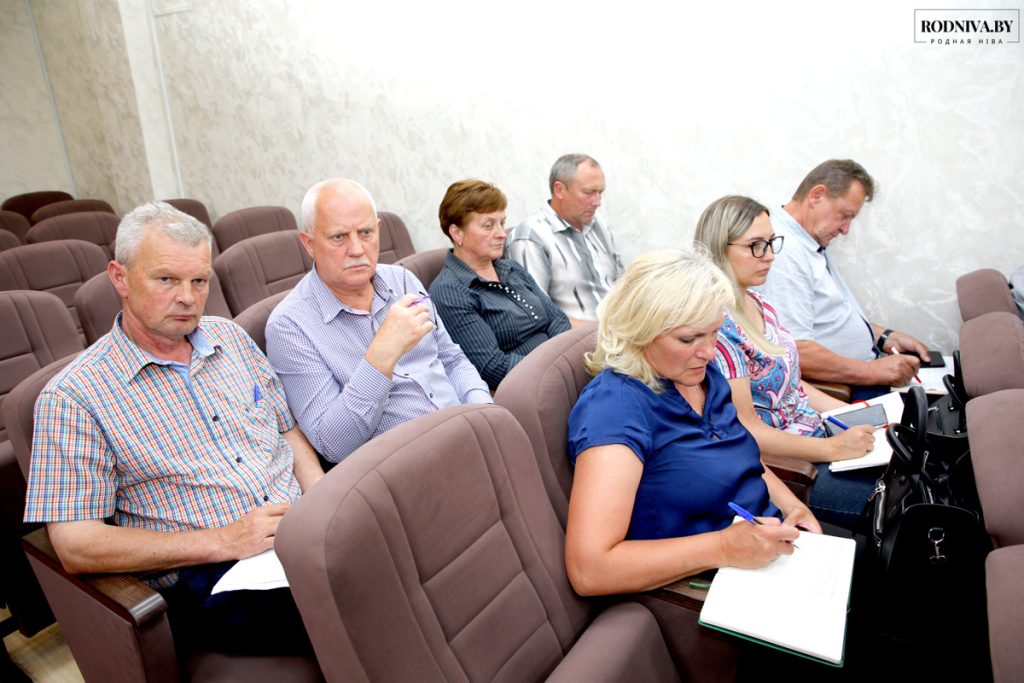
left=728, top=501, right=800, bottom=550
left=890, top=345, right=922, bottom=384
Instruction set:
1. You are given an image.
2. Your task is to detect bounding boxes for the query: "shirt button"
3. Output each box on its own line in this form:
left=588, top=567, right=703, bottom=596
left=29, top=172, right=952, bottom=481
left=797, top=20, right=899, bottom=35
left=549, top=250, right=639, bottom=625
left=236, top=457, right=242, bottom=463
left=212, top=415, right=219, bottom=421
left=428, top=393, right=434, bottom=398
left=263, top=495, right=269, bottom=502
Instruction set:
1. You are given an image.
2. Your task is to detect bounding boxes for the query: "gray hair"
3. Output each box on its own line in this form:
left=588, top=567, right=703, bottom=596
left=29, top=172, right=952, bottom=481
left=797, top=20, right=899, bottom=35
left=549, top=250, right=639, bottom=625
left=300, top=178, right=378, bottom=235
left=792, top=159, right=875, bottom=202
left=115, top=201, right=212, bottom=267
left=586, top=247, right=732, bottom=392
left=548, top=153, right=600, bottom=194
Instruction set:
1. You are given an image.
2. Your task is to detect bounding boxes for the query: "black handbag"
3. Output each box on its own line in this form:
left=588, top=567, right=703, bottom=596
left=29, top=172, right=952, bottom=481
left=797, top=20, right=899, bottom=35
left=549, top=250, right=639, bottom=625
left=870, top=385, right=988, bottom=578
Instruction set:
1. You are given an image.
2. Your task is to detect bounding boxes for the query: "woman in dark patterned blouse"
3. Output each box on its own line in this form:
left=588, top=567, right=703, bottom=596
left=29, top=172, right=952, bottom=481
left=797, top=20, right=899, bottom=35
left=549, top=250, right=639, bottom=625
left=430, top=180, right=571, bottom=390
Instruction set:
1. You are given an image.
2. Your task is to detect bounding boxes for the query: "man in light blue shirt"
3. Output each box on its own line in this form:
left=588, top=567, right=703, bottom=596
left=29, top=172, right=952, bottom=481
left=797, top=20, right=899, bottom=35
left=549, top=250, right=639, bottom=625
left=266, top=179, right=491, bottom=463
left=761, top=160, right=930, bottom=391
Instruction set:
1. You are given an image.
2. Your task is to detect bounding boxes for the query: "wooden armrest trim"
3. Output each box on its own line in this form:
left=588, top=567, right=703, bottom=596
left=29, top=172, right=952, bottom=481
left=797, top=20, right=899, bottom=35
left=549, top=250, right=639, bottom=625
left=763, top=454, right=817, bottom=484
left=22, top=527, right=168, bottom=627
left=806, top=380, right=852, bottom=403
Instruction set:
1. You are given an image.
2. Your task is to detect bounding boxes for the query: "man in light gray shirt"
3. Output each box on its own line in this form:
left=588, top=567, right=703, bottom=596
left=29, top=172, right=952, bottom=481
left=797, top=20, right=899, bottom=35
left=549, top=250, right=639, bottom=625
left=507, top=154, right=624, bottom=323
left=761, top=159, right=930, bottom=395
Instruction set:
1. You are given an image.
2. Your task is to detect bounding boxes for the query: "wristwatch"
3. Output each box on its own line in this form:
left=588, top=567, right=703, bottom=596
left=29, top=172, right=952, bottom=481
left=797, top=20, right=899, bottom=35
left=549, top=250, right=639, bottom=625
left=876, top=328, right=895, bottom=351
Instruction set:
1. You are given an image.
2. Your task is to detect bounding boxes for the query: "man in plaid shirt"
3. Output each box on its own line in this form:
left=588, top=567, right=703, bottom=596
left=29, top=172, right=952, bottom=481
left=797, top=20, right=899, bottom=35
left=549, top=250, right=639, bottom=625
left=24, top=202, right=324, bottom=657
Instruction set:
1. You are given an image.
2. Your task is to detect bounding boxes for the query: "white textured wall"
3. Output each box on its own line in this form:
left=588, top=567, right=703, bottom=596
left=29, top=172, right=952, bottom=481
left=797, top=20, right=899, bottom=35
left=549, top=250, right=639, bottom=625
left=6, top=0, right=1021, bottom=350
left=0, top=0, right=71, bottom=198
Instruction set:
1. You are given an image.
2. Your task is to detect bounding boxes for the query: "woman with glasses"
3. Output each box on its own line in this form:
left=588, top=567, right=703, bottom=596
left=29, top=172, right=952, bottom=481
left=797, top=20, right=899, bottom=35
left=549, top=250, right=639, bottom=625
left=429, top=180, right=571, bottom=390
left=694, top=195, right=877, bottom=529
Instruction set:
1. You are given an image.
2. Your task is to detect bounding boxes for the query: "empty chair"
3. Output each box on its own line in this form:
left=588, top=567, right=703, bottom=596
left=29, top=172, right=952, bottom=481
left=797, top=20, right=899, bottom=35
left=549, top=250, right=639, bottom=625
left=986, top=545, right=1024, bottom=683
left=277, top=403, right=680, bottom=683
left=960, top=311, right=1024, bottom=399
left=27, top=211, right=119, bottom=258
left=395, top=247, right=447, bottom=290
left=967, top=388, right=1024, bottom=550
left=0, top=240, right=108, bottom=334
left=0, top=229, right=20, bottom=251
left=957, top=268, right=1017, bottom=322
left=2, top=191, right=73, bottom=222
left=0, top=292, right=83, bottom=653
left=214, top=231, right=311, bottom=316
left=377, top=210, right=416, bottom=264
left=30, top=198, right=115, bottom=225
left=163, top=198, right=212, bottom=228
left=3, top=358, right=323, bottom=683
left=234, top=290, right=290, bottom=353
left=0, top=210, right=31, bottom=243
left=212, top=205, right=296, bottom=252
left=75, top=269, right=233, bottom=346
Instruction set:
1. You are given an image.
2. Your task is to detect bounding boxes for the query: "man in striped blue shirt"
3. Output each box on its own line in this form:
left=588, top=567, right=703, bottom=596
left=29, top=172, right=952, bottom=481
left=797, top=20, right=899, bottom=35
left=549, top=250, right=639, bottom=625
left=266, top=179, right=491, bottom=464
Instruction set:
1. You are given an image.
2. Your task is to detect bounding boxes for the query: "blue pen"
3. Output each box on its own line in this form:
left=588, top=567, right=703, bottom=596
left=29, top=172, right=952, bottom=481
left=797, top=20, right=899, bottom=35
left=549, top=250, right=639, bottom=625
left=411, top=294, right=430, bottom=306
left=253, top=383, right=262, bottom=406
left=728, top=501, right=800, bottom=549
left=826, top=415, right=849, bottom=431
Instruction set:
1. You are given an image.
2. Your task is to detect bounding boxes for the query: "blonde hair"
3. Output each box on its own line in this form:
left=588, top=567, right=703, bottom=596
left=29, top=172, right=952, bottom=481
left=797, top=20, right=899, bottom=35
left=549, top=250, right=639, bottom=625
left=693, top=195, right=783, bottom=356
left=587, top=248, right=732, bottom=392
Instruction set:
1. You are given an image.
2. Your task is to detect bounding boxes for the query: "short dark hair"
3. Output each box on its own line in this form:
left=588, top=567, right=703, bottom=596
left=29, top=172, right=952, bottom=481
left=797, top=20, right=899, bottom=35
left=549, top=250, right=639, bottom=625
left=438, top=179, right=507, bottom=241
left=549, top=153, right=600, bottom=194
left=792, top=159, right=875, bottom=202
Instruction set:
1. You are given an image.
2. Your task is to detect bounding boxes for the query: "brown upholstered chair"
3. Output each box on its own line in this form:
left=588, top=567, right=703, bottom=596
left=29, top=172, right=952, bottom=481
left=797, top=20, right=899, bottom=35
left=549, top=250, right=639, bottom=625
left=214, top=231, right=311, bottom=316
left=74, top=270, right=233, bottom=347
left=163, top=198, right=212, bottom=228
left=0, top=229, right=20, bottom=251
left=0, top=240, right=108, bottom=335
left=957, top=268, right=1017, bottom=323
left=494, top=324, right=817, bottom=529
left=27, top=211, right=120, bottom=259
left=30, top=198, right=115, bottom=225
left=277, top=403, right=682, bottom=683
left=986, top=545, right=1024, bottom=683
left=2, top=191, right=73, bottom=222
left=0, top=293, right=83, bottom=665
left=377, top=210, right=416, bottom=264
left=234, top=290, right=290, bottom=354
left=3, top=358, right=324, bottom=683
left=960, top=311, right=1024, bottom=399
left=0, top=210, right=31, bottom=243
left=212, top=205, right=297, bottom=252
left=395, top=247, right=447, bottom=290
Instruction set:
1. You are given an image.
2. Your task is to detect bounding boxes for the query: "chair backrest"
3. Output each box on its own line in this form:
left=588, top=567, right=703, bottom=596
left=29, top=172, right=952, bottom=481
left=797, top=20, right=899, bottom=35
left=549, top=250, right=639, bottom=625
left=966, top=389, right=1024, bottom=549
left=3, top=355, right=79, bottom=479
left=377, top=211, right=416, bottom=264
left=30, top=199, right=115, bottom=225
left=212, top=205, right=297, bottom=252
left=27, top=211, right=120, bottom=259
left=0, top=210, right=31, bottom=243
left=395, top=248, right=447, bottom=290
left=74, top=270, right=233, bottom=347
left=960, top=311, right=1024, bottom=399
left=277, top=404, right=592, bottom=682
left=0, top=228, right=21, bottom=251
left=233, top=290, right=290, bottom=354
left=162, top=197, right=212, bottom=228
left=213, top=231, right=311, bottom=316
left=0, top=240, right=109, bottom=334
left=0, top=292, right=82, bottom=448
left=956, top=268, right=1017, bottom=323
left=2, top=191, right=73, bottom=222
left=493, top=324, right=597, bottom=528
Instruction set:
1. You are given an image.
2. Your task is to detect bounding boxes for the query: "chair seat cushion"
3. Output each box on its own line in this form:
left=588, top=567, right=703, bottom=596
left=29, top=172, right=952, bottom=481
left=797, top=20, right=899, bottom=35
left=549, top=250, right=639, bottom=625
left=547, top=602, right=680, bottom=683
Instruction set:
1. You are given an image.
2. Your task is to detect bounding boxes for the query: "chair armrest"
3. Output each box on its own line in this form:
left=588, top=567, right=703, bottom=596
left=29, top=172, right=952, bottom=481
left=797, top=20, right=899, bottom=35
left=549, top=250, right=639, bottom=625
left=22, top=527, right=180, bottom=683
left=763, top=454, right=818, bottom=505
left=806, top=380, right=852, bottom=403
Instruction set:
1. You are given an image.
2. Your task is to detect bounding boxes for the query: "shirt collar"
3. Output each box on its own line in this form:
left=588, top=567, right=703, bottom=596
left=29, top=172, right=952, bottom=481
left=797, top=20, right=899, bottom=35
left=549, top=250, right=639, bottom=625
left=308, top=263, right=398, bottom=323
left=542, top=201, right=596, bottom=235
left=775, top=205, right=821, bottom=255
left=443, top=250, right=514, bottom=285
left=109, top=312, right=221, bottom=382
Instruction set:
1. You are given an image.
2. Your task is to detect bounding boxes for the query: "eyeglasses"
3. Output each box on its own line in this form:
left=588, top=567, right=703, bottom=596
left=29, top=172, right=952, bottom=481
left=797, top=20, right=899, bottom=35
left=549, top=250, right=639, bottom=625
left=728, top=235, right=784, bottom=258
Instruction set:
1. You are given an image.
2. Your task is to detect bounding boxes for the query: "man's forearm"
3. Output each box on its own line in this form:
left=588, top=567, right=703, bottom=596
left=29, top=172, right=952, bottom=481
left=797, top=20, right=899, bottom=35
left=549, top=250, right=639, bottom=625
left=283, top=426, right=324, bottom=492
left=795, top=339, right=874, bottom=385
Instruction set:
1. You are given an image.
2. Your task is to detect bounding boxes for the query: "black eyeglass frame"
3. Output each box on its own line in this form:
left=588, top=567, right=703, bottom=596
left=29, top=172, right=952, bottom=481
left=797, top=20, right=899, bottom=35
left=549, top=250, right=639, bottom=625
left=727, top=234, right=784, bottom=258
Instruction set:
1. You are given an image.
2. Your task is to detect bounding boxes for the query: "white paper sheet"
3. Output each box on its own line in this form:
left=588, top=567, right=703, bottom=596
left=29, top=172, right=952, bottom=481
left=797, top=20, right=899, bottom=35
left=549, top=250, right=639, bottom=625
left=211, top=549, right=289, bottom=594
left=825, top=391, right=904, bottom=472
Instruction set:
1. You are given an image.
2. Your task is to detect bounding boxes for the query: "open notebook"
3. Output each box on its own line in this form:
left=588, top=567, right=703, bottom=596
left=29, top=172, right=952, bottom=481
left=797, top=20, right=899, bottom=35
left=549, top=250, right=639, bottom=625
left=823, top=391, right=904, bottom=472
left=698, top=530, right=856, bottom=666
